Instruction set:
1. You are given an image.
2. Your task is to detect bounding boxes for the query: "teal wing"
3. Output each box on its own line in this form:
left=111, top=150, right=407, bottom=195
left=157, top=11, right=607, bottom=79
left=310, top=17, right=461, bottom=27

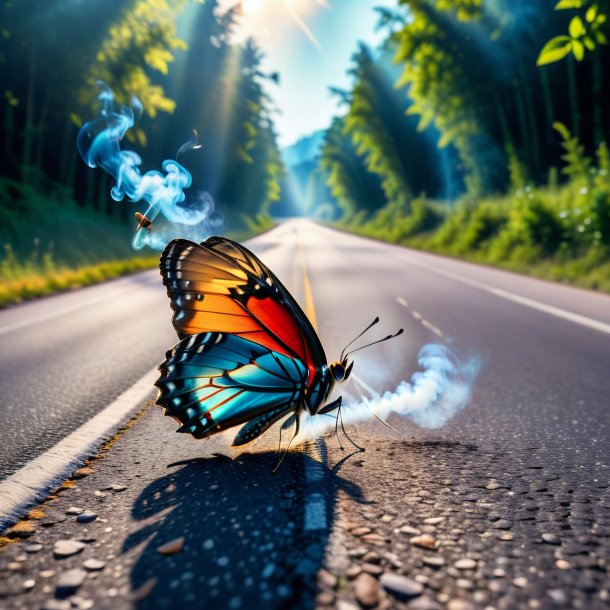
left=155, top=332, right=307, bottom=443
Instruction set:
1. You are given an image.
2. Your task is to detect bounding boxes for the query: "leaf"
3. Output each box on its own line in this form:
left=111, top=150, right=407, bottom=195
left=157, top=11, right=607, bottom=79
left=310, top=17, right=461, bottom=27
left=569, top=15, right=586, bottom=37
left=537, top=36, right=573, bottom=65
left=585, top=4, right=598, bottom=22
left=572, top=38, right=586, bottom=59
left=555, top=0, right=585, bottom=8
left=553, top=121, right=571, bottom=142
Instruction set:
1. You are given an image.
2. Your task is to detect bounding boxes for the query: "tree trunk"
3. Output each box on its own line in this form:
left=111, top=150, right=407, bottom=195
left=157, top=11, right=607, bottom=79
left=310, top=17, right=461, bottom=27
left=21, top=39, right=37, bottom=185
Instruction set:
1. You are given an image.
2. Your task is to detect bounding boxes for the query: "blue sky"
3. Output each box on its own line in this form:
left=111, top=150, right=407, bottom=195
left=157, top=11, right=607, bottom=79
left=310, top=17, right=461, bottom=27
left=226, top=0, right=395, bottom=147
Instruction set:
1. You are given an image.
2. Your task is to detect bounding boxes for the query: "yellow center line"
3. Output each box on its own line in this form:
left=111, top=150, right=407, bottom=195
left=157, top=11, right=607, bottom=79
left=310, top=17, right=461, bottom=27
left=297, top=230, right=319, bottom=332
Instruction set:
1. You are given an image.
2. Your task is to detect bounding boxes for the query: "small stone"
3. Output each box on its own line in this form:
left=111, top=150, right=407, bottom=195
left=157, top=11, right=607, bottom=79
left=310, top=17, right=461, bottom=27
left=400, top=525, right=422, bottom=536
left=456, top=578, right=474, bottom=590
left=381, top=515, right=394, bottom=523
left=351, top=526, right=372, bottom=537
left=498, top=532, right=514, bottom=541
left=76, top=512, right=97, bottom=524
left=72, top=467, right=93, bottom=479
left=362, top=563, right=383, bottom=576
left=513, top=577, right=528, bottom=588
left=424, top=517, right=443, bottom=525
left=486, top=481, right=501, bottom=490
left=354, top=573, right=379, bottom=607
left=94, top=491, right=106, bottom=498
left=23, top=579, right=35, bottom=590
left=348, top=546, right=368, bottom=558
left=42, top=600, right=71, bottom=610
left=455, top=558, right=477, bottom=570
left=423, top=556, right=445, bottom=569
left=53, top=540, right=85, bottom=559
left=346, top=565, right=362, bottom=579
left=541, top=533, right=560, bottom=545
left=65, top=507, right=84, bottom=516
left=24, top=543, right=43, bottom=553
left=447, top=600, right=478, bottom=610
left=555, top=559, right=571, bottom=570
left=318, top=569, right=337, bottom=589
left=407, top=596, right=442, bottom=610
left=157, top=537, right=184, bottom=555
left=56, top=568, right=87, bottom=597
left=317, top=592, right=335, bottom=606
left=380, top=573, right=423, bottom=600
left=83, top=559, right=105, bottom=571
left=7, top=562, right=23, bottom=570
left=363, top=551, right=381, bottom=564
left=40, top=570, right=55, bottom=578
left=411, top=534, right=437, bottom=550
left=493, top=520, right=512, bottom=530
left=336, top=601, right=360, bottom=610
left=107, top=484, right=127, bottom=492
left=547, top=589, right=568, bottom=605
left=361, top=534, right=386, bottom=545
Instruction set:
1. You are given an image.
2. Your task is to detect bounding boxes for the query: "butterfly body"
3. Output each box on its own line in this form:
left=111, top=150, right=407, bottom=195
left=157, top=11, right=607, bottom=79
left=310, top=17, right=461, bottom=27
left=156, top=236, right=348, bottom=446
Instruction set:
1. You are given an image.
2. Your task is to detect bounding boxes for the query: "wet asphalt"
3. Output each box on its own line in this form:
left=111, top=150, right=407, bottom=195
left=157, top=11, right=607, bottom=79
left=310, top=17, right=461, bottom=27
left=0, top=220, right=609, bottom=610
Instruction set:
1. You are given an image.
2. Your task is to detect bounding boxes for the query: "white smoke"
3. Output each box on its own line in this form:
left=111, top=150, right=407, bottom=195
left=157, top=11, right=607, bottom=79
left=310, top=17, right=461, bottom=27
left=296, top=344, right=481, bottom=441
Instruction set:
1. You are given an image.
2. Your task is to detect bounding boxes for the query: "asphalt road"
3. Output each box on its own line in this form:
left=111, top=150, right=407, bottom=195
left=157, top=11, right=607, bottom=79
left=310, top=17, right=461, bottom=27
left=1, top=219, right=609, bottom=610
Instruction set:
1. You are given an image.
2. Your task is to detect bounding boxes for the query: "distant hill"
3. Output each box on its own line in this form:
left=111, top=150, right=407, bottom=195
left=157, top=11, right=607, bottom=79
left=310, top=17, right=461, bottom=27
left=281, top=130, right=326, bottom=169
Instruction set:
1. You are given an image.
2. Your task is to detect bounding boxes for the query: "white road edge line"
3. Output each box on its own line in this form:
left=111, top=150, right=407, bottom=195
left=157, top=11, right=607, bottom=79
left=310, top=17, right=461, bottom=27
left=399, top=256, right=610, bottom=335
left=0, top=366, right=158, bottom=530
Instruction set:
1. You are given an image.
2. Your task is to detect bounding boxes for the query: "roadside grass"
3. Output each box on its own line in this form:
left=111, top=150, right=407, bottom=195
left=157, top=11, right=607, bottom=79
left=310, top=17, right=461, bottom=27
left=337, top=181, right=610, bottom=294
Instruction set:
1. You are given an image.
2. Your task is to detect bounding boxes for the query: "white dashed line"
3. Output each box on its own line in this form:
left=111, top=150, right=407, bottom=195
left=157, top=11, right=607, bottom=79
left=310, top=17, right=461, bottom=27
left=396, top=297, right=446, bottom=340
left=303, top=439, right=327, bottom=531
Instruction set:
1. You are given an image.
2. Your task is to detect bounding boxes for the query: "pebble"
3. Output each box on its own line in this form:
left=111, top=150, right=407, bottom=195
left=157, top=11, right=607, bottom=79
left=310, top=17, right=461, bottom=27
left=76, top=512, right=97, bottom=524
left=23, top=579, right=35, bottom=590
left=351, top=526, right=372, bottom=537
left=424, top=517, right=444, bottom=525
left=555, top=559, right=571, bottom=570
left=362, top=563, right=383, bottom=576
left=380, top=573, right=423, bottom=599
left=410, top=534, right=437, bottom=550
left=456, top=578, right=474, bottom=590
left=56, top=568, right=87, bottom=596
left=72, top=467, right=93, bottom=479
left=362, top=551, right=381, bottom=564
left=318, top=569, right=337, bottom=589
left=492, top=520, right=512, bottom=530
left=24, top=543, right=43, bottom=553
left=337, top=601, right=360, bottom=610
left=498, top=532, right=514, bottom=541
left=42, top=600, right=71, bottom=610
left=400, top=525, right=422, bottom=536
left=94, top=491, right=106, bottom=498
left=447, top=600, right=478, bottom=610
left=346, top=565, right=362, bottom=579
left=486, top=481, right=501, bottom=490
left=455, top=558, right=477, bottom=570
left=354, top=573, right=379, bottom=607
left=407, top=596, right=443, bottom=610
left=157, top=537, right=184, bottom=555
left=423, top=556, right=445, bottom=568
left=317, top=592, right=335, bottom=606
left=513, top=577, right=528, bottom=588
left=107, top=484, right=127, bottom=492
left=541, top=533, right=560, bottom=545
left=53, top=540, right=85, bottom=559
left=83, top=558, right=105, bottom=571
left=348, top=546, right=368, bottom=558
left=65, top=507, right=83, bottom=516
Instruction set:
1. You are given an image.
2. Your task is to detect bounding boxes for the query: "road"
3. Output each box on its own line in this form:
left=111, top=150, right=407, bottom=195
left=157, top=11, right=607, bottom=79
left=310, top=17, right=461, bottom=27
left=0, top=219, right=609, bottom=610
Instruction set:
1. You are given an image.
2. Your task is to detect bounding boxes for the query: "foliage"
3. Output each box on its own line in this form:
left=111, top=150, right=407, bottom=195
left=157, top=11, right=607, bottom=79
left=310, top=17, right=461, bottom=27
left=538, top=0, right=609, bottom=65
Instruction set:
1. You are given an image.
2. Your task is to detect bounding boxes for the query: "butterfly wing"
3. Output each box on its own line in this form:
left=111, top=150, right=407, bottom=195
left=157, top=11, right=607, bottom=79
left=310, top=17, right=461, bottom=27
left=155, top=332, right=307, bottom=443
left=159, top=237, right=327, bottom=389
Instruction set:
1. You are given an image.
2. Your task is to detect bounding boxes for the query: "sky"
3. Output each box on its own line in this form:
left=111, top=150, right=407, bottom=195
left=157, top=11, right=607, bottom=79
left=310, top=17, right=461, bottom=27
left=220, top=0, right=395, bottom=148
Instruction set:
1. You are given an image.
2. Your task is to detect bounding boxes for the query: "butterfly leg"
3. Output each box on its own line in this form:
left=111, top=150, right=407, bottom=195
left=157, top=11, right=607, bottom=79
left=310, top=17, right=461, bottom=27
left=273, top=409, right=301, bottom=474
left=318, top=397, right=345, bottom=451
left=338, top=403, right=365, bottom=452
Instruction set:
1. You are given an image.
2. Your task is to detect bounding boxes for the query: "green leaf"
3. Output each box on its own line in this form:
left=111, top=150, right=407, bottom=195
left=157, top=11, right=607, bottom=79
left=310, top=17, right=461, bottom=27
left=555, top=0, right=585, bottom=9
left=585, top=4, right=598, bottom=22
left=583, top=35, right=597, bottom=50
left=572, top=39, right=586, bottom=59
left=569, top=15, right=586, bottom=37
left=537, top=36, right=573, bottom=65
left=555, top=0, right=583, bottom=11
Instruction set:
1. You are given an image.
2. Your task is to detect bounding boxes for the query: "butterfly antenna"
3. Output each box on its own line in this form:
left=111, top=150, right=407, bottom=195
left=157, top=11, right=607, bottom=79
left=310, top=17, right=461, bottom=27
left=273, top=416, right=300, bottom=474
left=362, top=398, right=400, bottom=433
left=340, top=317, right=380, bottom=361
left=345, top=328, right=404, bottom=357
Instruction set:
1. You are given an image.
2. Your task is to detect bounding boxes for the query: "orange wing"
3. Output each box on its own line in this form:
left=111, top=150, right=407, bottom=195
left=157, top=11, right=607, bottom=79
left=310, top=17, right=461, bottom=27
left=159, top=238, right=326, bottom=383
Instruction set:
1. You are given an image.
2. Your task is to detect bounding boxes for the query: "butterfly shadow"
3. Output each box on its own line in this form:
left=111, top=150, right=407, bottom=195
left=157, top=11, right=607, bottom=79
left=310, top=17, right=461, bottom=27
left=124, top=447, right=366, bottom=610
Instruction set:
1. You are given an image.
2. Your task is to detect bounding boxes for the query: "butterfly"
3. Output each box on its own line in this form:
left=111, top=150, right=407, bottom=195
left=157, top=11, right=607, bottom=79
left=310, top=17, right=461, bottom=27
left=155, top=236, right=403, bottom=453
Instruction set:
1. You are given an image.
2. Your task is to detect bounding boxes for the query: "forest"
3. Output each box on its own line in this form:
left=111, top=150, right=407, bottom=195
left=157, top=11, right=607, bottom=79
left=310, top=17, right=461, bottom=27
left=1, top=0, right=610, bottom=305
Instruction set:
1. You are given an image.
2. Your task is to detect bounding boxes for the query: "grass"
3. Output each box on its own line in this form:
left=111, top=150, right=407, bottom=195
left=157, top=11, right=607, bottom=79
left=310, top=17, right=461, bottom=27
left=0, top=252, right=159, bottom=307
